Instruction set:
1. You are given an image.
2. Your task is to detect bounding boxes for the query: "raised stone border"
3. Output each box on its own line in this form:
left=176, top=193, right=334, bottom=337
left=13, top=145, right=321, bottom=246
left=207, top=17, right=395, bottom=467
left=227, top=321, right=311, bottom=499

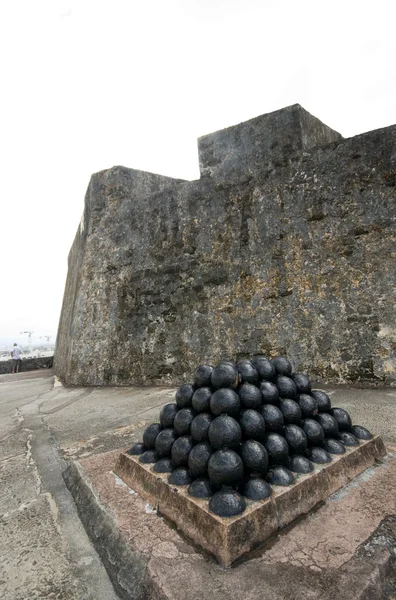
left=114, top=436, right=386, bottom=566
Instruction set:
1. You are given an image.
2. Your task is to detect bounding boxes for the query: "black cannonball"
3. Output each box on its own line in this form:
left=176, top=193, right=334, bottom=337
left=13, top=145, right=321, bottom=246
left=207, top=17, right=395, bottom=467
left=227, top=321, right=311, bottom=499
left=171, top=435, right=194, bottom=467
left=159, top=403, right=179, bottom=428
left=173, top=408, right=195, bottom=436
left=236, top=360, right=259, bottom=384
left=211, top=363, right=239, bottom=390
left=279, top=399, right=302, bottom=424
left=191, top=413, right=213, bottom=442
left=208, top=449, right=244, bottom=488
left=210, top=388, right=240, bottom=417
left=209, top=489, right=246, bottom=517
left=322, top=438, right=346, bottom=454
left=330, top=408, right=352, bottom=431
left=302, top=418, right=325, bottom=445
left=283, top=424, right=308, bottom=454
left=264, top=433, right=289, bottom=465
left=188, top=478, right=213, bottom=499
left=241, top=440, right=269, bottom=475
left=250, top=356, right=276, bottom=381
left=143, top=423, right=162, bottom=450
left=194, top=364, right=214, bottom=388
left=260, top=381, right=280, bottom=405
left=287, top=455, right=314, bottom=474
left=266, top=466, right=295, bottom=486
left=311, top=390, right=332, bottom=412
left=242, top=476, right=272, bottom=500
left=277, top=376, right=297, bottom=400
left=168, top=467, right=192, bottom=486
left=127, top=442, right=146, bottom=455
left=338, top=431, right=360, bottom=446
left=238, top=383, right=262, bottom=410
left=350, top=425, right=373, bottom=440
left=305, top=446, right=332, bottom=464
left=175, top=384, right=194, bottom=408
left=155, top=428, right=177, bottom=458
left=153, top=457, right=174, bottom=473
left=261, top=405, right=284, bottom=431
left=218, top=359, right=235, bottom=367
left=139, top=450, right=158, bottom=464
left=208, top=415, right=242, bottom=450
left=239, top=409, right=266, bottom=440
left=192, top=387, right=212, bottom=413
left=292, top=373, right=312, bottom=394
left=188, top=442, right=213, bottom=478
left=315, top=413, right=339, bottom=438
left=272, top=356, right=293, bottom=376
left=298, top=394, right=318, bottom=418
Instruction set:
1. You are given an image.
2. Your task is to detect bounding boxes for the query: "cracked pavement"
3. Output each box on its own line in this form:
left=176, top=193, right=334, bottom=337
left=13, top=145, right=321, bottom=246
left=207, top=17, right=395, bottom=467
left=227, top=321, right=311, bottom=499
left=0, top=369, right=395, bottom=599
left=0, top=369, right=173, bottom=599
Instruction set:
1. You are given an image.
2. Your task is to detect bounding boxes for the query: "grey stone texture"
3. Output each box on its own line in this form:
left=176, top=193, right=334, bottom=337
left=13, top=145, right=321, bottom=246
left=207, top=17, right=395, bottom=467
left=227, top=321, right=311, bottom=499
left=54, top=104, right=396, bottom=386
left=0, top=356, right=53, bottom=375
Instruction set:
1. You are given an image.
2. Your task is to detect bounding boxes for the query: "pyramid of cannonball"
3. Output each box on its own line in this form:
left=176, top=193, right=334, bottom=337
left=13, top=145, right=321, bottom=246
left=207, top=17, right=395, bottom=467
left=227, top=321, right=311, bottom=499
left=127, top=357, right=373, bottom=517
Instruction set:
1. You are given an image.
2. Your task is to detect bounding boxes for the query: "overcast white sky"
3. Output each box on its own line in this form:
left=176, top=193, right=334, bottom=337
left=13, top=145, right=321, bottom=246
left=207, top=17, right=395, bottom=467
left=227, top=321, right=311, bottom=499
left=0, top=0, right=395, bottom=348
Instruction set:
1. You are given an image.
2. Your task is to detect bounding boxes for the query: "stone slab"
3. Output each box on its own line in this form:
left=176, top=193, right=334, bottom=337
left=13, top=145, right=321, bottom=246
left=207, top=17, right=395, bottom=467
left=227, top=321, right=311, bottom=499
left=65, top=445, right=396, bottom=600
left=114, top=435, right=386, bottom=566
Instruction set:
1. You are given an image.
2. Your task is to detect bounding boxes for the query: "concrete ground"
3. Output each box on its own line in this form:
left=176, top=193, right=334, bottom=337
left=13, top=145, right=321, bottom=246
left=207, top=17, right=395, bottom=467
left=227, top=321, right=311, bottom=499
left=0, top=369, right=395, bottom=599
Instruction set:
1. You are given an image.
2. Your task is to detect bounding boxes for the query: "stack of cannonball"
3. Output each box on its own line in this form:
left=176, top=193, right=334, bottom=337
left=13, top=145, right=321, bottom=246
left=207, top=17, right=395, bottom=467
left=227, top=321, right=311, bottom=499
left=128, top=357, right=372, bottom=517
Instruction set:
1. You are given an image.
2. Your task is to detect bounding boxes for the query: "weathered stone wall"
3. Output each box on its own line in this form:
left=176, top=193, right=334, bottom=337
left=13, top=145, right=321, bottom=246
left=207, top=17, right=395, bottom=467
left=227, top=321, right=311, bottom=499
left=54, top=104, right=396, bottom=386
left=0, top=356, right=53, bottom=375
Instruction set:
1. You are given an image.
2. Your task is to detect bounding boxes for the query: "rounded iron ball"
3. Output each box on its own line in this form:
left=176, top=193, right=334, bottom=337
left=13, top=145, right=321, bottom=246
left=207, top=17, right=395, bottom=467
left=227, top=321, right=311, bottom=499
left=208, top=415, right=242, bottom=450
left=242, top=476, right=272, bottom=500
left=155, top=428, right=176, bottom=458
left=277, top=376, right=297, bottom=400
left=250, top=356, right=276, bottom=381
left=311, top=390, right=331, bottom=412
left=175, top=384, right=194, bottom=408
left=209, top=489, right=246, bottom=517
left=188, top=442, right=213, bottom=478
left=283, top=424, right=308, bottom=454
left=261, top=404, right=284, bottom=431
left=238, top=383, right=262, bottom=410
left=142, top=423, right=161, bottom=450
left=173, top=408, right=195, bottom=436
left=194, top=364, right=214, bottom=388
left=190, top=413, right=213, bottom=442
left=188, top=478, right=213, bottom=499
left=211, top=363, right=239, bottom=390
left=239, top=409, right=266, bottom=440
left=330, top=408, right=352, bottom=431
left=264, top=433, right=289, bottom=465
left=298, top=394, right=318, bottom=418
left=260, top=381, right=279, bottom=405
left=192, top=387, right=212, bottom=413
left=241, top=440, right=269, bottom=475
left=350, top=425, right=372, bottom=440
left=159, top=403, right=179, bottom=429
left=302, top=418, right=325, bottom=445
left=168, top=467, right=192, bottom=486
left=127, top=442, right=146, bottom=455
left=292, top=373, right=312, bottom=394
left=236, top=360, right=259, bottom=384
left=279, top=399, right=302, bottom=424
left=208, top=449, right=244, bottom=488
left=210, top=388, right=240, bottom=417
left=171, top=435, right=194, bottom=467
left=272, top=356, right=293, bottom=376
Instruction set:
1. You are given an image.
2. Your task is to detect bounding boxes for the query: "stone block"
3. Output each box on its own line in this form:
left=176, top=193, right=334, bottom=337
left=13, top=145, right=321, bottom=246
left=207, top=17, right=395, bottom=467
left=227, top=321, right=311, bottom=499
left=114, top=435, right=386, bottom=566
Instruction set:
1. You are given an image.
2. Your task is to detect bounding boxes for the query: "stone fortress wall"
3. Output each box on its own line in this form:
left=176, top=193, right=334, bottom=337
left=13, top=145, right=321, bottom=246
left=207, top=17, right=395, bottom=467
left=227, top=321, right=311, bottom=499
left=54, top=105, right=396, bottom=386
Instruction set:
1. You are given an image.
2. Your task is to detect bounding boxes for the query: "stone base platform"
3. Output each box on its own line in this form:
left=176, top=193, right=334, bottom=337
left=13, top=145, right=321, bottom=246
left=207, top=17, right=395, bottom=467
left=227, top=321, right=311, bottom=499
left=64, top=444, right=396, bottom=600
left=114, top=436, right=386, bottom=566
